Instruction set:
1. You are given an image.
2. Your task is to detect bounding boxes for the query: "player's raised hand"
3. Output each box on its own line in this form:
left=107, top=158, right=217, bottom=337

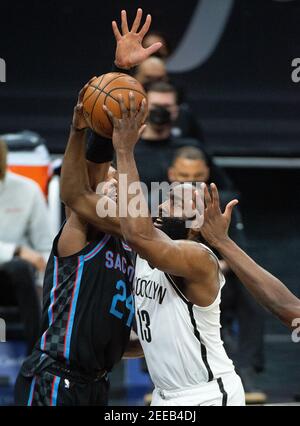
left=103, top=92, right=147, bottom=151
left=113, top=8, right=162, bottom=69
left=72, top=77, right=97, bottom=130
left=189, top=185, right=205, bottom=231
left=200, top=183, right=239, bottom=247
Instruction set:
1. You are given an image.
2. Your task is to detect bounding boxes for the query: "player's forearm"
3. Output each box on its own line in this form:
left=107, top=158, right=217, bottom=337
left=60, top=128, right=91, bottom=207
left=215, top=238, right=300, bottom=328
left=115, top=149, right=155, bottom=244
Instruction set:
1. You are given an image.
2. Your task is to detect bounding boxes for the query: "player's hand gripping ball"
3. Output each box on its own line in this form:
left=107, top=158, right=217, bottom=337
left=82, top=72, right=147, bottom=138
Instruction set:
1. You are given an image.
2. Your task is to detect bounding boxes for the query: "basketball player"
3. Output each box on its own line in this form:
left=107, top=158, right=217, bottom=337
left=14, top=8, right=160, bottom=406
left=200, top=184, right=300, bottom=329
left=104, top=94, right=246, bottom=406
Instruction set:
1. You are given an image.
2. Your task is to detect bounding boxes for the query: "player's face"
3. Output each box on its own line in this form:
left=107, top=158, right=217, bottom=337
left=154, top=183, right=196, bottom=240
left=168, top=158, right=210, bottom=184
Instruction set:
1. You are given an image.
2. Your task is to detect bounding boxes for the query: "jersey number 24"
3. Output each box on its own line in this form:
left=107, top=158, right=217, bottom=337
left=110, top=280, right=134, bottom=327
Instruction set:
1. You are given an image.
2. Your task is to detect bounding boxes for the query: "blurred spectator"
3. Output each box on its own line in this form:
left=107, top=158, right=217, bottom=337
left=134, top=81, right=212, bottom=190
left=136, top=81, right=232, bottom=188
left=168, top=146, right=267, bottom=404
left=134, top=57, right=168, bottom=88
left=0, top=140, right=52, bottom=353
left=142, top=31, right=171, bottom=60
left=134, top=64, right=204, bottom=141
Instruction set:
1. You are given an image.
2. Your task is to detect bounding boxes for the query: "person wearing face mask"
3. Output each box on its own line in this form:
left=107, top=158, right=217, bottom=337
left=134, top=63, right=205, bottom=142
left=0, top=139, right=52, bottom=354
left=134, top=81, right=209, bottom=191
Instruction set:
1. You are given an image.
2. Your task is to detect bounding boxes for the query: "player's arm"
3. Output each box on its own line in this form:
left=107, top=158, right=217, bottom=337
left=60, top=8, right=161, bottom=236
left=123, top=331, right=144, bottom=359
left=200, top=183, right=300, bottom=329
left=60, top=81, right=121, bottom=237
left=105, top=95, right=216, bottom=282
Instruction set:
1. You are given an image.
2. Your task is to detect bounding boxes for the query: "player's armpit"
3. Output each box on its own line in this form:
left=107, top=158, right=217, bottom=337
left=65, top=191, right=122, bottom=237
left=57, top=214, right=88, bottom=257
left=129, top=229, right=217, bottom=281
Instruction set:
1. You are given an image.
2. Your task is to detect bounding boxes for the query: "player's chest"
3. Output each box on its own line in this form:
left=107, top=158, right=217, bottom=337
left=133, top=272, right=169, bottom=308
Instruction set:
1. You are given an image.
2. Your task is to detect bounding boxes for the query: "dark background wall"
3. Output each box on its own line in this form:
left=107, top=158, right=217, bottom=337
left=1, top=0, right=300, bottom=155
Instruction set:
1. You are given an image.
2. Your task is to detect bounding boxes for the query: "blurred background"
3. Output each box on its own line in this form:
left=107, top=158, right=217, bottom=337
left=0, top=0, right=300, bottom=406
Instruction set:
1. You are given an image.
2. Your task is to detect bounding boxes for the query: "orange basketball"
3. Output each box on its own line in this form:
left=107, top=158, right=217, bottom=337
left=82, top=72, right=147, bottom=138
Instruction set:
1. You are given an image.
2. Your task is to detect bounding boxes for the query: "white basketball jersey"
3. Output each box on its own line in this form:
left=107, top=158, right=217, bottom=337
left=134, top=245, right=235, bottom=391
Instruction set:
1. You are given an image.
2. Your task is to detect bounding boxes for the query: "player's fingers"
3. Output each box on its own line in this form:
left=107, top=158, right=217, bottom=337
left=88, top=75, right=97, bottom=84
left=203, top=184, right=212, bottom=209
left=78, top=88, right=85, bottom=104
left=224, top=199, right=239, bottom=220
left=138, top=13, right=152, bottom=38
left=210, top=183, right=221, bottom=210
left=196, top=189, right=205, bottom=217
left=78, top=77, right=96, bottom=103
left=78, top=86, right=88, bottom=104
left=191, top=190, right=197, bottom=210
left=74, top=104, right=83, bottom=116
left=121, top=10, right=129, bottom=34
left=138, top=124, right=147, bottom=137
left=129, top=92, right=137, bottom=117
left=131, top=8, right=143, bottom=33
left=144, top=42, right=163, bottom=58
left=118, top=94, right=129, bottom=117
left=137, top=98, right=147, bottom=124
left=192, top=187, right=203, bottom=211
left=112, top=21, right=122, bottom=41
left=103, top=105, right=118, bottom=128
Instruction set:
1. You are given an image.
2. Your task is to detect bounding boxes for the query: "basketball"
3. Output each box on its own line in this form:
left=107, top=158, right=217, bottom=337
left=82, top=72, right=147, bottom=138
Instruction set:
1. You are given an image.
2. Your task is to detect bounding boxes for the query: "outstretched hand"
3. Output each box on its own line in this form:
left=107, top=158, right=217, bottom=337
left=103, top=92, right=147, bottom=152
left=113, top=8, right=162, bottom=69
left=200, top=183, right=239, bottom=247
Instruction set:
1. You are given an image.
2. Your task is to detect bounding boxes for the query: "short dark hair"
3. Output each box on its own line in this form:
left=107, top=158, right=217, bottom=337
left=146, top=81, right=178, bottom=102
left=172, top=146, right=209, bottom=166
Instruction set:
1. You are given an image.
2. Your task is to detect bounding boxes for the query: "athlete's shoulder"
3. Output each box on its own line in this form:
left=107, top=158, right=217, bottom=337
left=175, top=239, right=219, bottom=278
left=176, top=239, right=215, bottom=257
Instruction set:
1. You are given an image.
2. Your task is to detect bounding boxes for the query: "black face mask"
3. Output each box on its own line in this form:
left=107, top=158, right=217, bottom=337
left=159, top=216, right=189, bottom=240
left=148, top=106, right=172, bottom=126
